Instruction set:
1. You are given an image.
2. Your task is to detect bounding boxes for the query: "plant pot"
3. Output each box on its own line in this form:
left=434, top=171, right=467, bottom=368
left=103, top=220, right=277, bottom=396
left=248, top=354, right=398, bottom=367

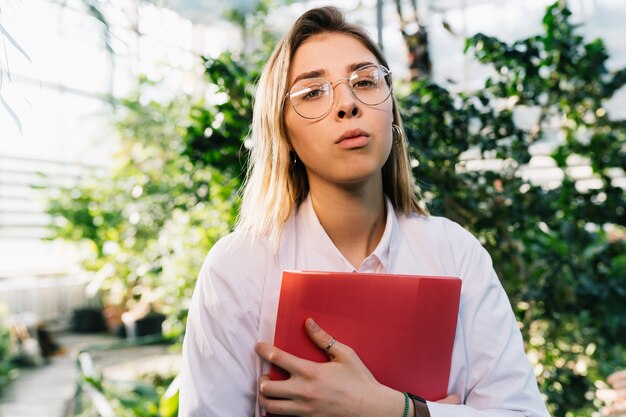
left=71, top=308, right=106, bottom=333
left=134, top=313, right=165, bottom=337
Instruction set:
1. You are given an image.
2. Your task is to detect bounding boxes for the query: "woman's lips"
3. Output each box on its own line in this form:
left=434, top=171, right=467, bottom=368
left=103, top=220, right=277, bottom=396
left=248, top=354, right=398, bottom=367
left=336, top=129, right=370, bottom=148
left=337, top=135, right=370, bottom=149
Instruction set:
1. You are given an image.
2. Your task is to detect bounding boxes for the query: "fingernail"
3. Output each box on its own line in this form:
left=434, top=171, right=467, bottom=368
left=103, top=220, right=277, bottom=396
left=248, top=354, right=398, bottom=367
left=307, top=318, right=319, bottom=331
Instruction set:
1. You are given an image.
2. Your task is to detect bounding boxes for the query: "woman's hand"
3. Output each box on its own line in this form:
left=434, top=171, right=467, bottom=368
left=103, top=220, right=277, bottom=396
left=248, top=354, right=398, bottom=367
left=255, top=318, right=406, bottom=417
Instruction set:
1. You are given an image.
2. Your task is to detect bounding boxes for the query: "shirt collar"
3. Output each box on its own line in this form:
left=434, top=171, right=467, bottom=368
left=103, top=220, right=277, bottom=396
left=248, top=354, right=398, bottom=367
left=371, top=196, right=395, bottom=270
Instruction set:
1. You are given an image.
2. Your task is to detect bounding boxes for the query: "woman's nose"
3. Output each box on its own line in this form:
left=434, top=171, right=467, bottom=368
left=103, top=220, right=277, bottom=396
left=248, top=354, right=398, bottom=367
left=333, top=82, right=360, bottom=119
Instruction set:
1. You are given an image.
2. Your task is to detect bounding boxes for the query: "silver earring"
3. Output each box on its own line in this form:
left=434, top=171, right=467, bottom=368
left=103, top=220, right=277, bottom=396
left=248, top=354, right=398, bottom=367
left=392, top=124, right=403, bottom=146
left=290, top=151, right=298, bottom=166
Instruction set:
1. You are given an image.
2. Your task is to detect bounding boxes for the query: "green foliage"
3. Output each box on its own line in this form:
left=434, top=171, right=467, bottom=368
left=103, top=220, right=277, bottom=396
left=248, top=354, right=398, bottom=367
left=183, top=0, right=280, bottom=175
left=46, top=1, right=280, bottom=340
left=45, top=2, right=275, bottom=351
left=158, top=375, right=179, bottom=417
left=0, top=304, right=18, bottom=395
left=400, top=2, right=625, bottom=415
left=78, top=372, right=178, bottom=417
left=47, top=77, right=241, bottom=339
left=183, top=52, right=257, bottom=174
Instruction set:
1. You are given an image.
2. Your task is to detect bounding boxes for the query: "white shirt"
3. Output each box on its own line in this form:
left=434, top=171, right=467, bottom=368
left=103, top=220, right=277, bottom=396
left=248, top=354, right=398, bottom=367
left=179, top=196, right=550, bottom=417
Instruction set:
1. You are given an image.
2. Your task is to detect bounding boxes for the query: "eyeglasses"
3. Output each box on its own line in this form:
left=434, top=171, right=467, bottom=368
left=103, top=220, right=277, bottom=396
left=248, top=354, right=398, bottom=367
left=285, top=64, right=393, bottom=119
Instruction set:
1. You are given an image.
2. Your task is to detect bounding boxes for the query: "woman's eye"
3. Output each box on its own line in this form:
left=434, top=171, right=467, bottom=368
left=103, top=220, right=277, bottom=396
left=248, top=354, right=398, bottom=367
left=353, top=79, right=378, bottom=89
left=303, top=87, right=324, bottom=100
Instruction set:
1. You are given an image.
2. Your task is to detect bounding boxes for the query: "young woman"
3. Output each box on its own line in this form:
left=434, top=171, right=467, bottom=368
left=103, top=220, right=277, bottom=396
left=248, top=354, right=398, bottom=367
left=179, top=6, right=550, bottom=417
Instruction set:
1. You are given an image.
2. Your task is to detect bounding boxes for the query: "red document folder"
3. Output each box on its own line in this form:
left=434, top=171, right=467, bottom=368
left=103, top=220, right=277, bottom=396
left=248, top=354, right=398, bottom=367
left=270, top=271, right=461, bottom=403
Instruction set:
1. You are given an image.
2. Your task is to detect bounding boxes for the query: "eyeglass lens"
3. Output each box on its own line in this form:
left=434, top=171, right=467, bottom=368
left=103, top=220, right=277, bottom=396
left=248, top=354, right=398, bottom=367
left=289, top=65, right=392, bottom=119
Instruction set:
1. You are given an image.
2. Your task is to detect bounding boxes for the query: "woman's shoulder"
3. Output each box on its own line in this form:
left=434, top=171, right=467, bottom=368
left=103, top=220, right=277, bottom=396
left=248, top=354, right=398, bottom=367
left=201, top=229, right=276, bottom=280
left=399, top=213, right=490, bottom=281
left=208, top=229, right=273, bottom=256
left=400, top=213, right=480, bottom=248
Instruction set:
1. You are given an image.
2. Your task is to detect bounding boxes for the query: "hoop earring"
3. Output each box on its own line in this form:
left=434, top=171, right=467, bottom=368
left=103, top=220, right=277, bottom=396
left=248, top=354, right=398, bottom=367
left=392, top=124, right=404, bottom=146
left=290, top=150, right=299, bottom=166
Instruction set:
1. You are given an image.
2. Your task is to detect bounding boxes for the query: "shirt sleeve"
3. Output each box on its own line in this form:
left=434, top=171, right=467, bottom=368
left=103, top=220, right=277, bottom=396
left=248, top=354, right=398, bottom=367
left=178, top=234, right=267, bottom=417
left=429, top=220, right=550, bottom=417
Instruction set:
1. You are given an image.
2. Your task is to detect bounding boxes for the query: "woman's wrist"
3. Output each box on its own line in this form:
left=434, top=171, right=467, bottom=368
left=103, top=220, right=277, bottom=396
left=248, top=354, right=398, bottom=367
left=365, top=385, right=412, bottom=417
left=407, top=393, right=430, bottom=417
left=407, top=394, right=416, bottom=417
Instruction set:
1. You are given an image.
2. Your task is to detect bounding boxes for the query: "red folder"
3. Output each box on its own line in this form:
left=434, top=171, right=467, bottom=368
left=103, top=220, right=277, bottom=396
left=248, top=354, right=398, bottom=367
left=270, top=271, right=461, bottom=403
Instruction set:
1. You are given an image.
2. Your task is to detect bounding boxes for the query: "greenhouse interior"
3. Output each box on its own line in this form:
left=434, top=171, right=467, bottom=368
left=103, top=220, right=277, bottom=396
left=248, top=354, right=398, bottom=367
left=0, top=0, right=625, bottom=416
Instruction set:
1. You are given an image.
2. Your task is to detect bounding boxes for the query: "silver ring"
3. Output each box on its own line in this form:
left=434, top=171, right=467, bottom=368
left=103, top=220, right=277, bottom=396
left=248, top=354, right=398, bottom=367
left=323, top=338, right=336, bottom=352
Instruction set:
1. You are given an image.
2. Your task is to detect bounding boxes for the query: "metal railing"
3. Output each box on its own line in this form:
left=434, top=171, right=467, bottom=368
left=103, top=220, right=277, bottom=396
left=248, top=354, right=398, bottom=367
left=72, top=334, right=170, bottom=417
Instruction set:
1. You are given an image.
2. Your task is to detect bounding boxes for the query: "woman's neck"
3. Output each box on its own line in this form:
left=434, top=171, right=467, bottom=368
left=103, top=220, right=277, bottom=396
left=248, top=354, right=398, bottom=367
left=309, top=176, right=386, bottom=269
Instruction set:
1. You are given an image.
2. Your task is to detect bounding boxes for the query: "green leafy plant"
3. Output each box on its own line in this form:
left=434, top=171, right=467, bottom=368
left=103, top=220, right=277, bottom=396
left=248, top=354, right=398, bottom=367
left=400, top=2, right=625, bottom=415
left=46, top=1, right=279, bottom=339
left=47, top=78, right=241, bottom=338
left=79, top=371, right=178, bottom=417
left=0, top=304, right=18, bottom=395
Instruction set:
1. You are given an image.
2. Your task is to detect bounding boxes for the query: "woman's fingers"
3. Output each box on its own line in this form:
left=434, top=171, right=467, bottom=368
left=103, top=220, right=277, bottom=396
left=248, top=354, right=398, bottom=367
left=304, top=318, right=347, bottom=360
left=258, top=374, right=273, bottom=395
left=258, top=374, right=308, bottom=415
left=304, top=317, right=376, bottom=381
left=258, top=395, right=298, bottom=416
left=258, top=373, right=296, bottom=400
left=436, top=394, right=461, bottom=404
left=305, top=318, right=334, bottom=353
left=255, top=342, right=314, bottom=376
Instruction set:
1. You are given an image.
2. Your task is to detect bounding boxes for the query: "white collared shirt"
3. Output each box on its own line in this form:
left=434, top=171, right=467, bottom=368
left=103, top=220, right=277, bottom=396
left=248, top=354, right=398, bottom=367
left=179, top=196, right=550, bottom=417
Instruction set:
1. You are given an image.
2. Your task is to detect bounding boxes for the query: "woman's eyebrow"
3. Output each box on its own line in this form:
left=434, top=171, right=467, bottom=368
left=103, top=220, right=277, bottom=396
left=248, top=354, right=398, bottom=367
left=347, top=61, right=375, bottom=72
left=291, top=61, right=376, bottom=85
left=292, top=69, right=326, bottom=84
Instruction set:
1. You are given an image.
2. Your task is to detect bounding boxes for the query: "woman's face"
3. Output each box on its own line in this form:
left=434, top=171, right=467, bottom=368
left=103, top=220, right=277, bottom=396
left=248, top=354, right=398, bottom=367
left=284, top=32, right=394, bottom=189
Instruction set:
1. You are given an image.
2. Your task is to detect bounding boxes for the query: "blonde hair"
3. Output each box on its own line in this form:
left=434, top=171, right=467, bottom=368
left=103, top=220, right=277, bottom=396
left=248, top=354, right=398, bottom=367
left=235, top=6, right=426, bottom=245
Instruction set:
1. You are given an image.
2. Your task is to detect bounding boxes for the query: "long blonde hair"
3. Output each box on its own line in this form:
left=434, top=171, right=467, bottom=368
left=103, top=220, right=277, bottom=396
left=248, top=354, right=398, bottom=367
left=235, top=6, right=426, bottom=245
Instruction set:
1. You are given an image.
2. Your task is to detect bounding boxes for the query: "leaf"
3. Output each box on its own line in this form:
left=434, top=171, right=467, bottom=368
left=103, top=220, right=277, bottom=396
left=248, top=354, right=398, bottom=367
left=79, top=0, right=113, bottom=53
left=442, top=20, right=456, bottom=36
left=0, top=95, right=22, bottom=133
left=0, top=22, right=31, bottom=62
left=159, top=375, right=180, bottom=417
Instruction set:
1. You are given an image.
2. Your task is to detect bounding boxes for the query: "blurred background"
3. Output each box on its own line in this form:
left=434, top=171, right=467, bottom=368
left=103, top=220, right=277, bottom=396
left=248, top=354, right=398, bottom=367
left=0, top=0, right=625, bottom=416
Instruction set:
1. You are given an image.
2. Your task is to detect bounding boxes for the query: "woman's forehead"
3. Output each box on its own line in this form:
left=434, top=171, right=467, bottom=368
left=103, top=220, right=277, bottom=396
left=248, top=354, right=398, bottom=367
left=288, top=32, right=379, bottom=83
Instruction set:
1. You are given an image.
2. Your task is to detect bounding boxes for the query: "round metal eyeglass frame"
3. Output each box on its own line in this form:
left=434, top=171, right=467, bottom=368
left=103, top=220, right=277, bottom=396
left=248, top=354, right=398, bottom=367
left=284, top=64, right=393, bottom=120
